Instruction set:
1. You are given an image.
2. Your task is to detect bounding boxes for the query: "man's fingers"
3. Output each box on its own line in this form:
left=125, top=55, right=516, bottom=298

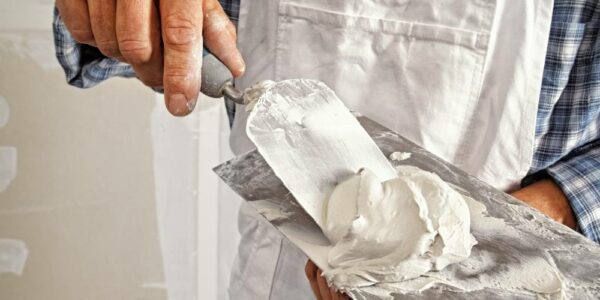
left=305, top=260, right=323, bottom=300
left=87, top=0, right=121, bottom=58
left=305, top=260, right=318, bottom=278
left=116, top=0, right=153, bottom=64
left=317, top=270, right=332, bottom=300
left=56, top=0, right=95, bottom=45
left=330, top=287, right=342, bottom=300
left=160, top=0, right=203, bottom=116
left=203, top=0, right=245, bottom=77
left=308, top=262, right=349, bottom=300
left=116, top=0, right=163, bottom=87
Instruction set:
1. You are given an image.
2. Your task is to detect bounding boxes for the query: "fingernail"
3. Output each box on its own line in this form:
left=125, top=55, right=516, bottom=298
left=237, top=62, right=246, bottom=76
left=233, top=54, right=246, bottom=76
left=167, top=94, right=189, bottom=116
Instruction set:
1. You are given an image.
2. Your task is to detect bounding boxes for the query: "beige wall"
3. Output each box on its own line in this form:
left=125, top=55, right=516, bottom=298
left=0, top=1, right=240, bottom=299
left=0, top=34, right=167, bottom=299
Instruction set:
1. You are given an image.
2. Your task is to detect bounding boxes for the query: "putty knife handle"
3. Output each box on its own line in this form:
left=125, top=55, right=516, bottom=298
left=201, top=53, right=245, bottom=104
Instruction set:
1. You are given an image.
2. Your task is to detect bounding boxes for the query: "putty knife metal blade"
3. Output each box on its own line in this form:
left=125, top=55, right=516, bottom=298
left=246, top=79, right=397, bottom=228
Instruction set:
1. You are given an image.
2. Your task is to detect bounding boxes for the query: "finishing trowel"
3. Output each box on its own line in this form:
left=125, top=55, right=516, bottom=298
left=215, top=105, right=600, bottom=299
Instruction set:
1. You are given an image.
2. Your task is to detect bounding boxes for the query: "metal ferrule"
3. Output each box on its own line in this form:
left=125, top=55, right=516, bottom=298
left=222, top=81, right=245, bottom=104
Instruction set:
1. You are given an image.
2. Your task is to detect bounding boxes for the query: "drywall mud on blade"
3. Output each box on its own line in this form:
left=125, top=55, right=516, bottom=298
left=246, top=79, right=397, bottom=227
left=215, top=116, right=600, bottom=299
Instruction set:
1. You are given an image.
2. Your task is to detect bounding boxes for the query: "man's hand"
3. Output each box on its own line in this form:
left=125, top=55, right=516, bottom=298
left=305, top=260, right=351, bottom=300
left=56, top=0, right=245, bottom=116
left=511, top=179, right=577, bottom=228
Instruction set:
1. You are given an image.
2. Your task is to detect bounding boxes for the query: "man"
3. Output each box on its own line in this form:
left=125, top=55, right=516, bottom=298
left=54, top=0, right=599, bottom=299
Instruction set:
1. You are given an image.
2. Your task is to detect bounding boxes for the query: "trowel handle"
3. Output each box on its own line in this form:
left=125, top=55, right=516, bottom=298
left=200, top=53, right=244, bottom=104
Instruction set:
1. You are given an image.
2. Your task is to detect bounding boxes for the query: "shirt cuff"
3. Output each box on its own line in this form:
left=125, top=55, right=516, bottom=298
left=546, top=144, right=600, bottom=243
left=52, top=7, right=136, bottom=88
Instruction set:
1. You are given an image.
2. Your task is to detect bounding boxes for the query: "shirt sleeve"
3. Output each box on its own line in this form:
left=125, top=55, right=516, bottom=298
left=52, top=7, right=136, bottom=88
left=545, top=142, right=600, bottom=243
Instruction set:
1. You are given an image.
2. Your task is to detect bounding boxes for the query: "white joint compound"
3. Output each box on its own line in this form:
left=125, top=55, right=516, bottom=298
left=323, top=167, right=564, bottom=298
left=323, top=166, right=476, bottom=288
left=389, top=152, right=411, bottom=161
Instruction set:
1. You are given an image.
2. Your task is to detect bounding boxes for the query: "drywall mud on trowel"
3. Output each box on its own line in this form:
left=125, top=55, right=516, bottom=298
left=215, top=79, right=600, bottom=299
left=246, top=79, right=397, bottom=227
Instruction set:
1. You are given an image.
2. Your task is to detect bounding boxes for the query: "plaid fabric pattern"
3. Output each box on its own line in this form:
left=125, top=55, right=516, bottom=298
left=52, top=2, right=239, bottom=107
left=52, top=7, right=136, bottom=88
left=53, top=1, right=600, bottom=243
left=218, top=0, right=240, bottom=25
left=529, top=0, right=600, bottom=242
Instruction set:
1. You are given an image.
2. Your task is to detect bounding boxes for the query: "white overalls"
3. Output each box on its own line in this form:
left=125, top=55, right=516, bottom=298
left=227, top=0, right=554, bottom=298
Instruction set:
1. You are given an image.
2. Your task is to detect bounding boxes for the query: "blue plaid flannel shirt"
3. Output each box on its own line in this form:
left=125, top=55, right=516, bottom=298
left=53, top=1, right=600, bottom=243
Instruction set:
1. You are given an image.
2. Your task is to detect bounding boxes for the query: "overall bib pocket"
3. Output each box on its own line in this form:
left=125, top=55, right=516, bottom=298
left=275, top=2, right=491, bottom=162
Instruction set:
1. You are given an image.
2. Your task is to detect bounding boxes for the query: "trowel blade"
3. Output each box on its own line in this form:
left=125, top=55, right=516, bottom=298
left=245, top=79, right=397, bottom=228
